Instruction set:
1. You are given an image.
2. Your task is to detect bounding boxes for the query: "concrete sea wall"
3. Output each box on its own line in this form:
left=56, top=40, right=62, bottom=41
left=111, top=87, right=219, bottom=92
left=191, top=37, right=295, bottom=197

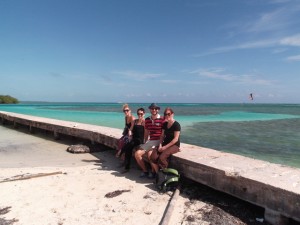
left=1, top=111, right=299, bottom=225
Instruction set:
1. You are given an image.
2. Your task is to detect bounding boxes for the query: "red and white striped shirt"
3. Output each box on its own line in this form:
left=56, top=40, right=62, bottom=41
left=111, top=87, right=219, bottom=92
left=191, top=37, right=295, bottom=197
left=145, top=115, right=164, bottom=140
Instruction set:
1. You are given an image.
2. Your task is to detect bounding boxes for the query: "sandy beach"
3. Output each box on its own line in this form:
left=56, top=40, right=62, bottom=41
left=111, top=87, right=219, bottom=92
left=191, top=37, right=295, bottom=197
left=0, top=125, right=187, bottom=225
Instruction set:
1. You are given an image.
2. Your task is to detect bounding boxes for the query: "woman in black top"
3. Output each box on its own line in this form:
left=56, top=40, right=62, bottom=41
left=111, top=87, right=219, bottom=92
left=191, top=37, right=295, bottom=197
left=116, top=104, right=135, bottom=158
left=150, top=107, right=181, bottom=173
left=121, top=108, right=145, bottom=173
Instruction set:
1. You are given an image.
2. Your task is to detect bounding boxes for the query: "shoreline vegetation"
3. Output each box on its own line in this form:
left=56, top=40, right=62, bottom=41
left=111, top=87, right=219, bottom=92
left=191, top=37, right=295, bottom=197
left=0, top=95, right=19, bottom=104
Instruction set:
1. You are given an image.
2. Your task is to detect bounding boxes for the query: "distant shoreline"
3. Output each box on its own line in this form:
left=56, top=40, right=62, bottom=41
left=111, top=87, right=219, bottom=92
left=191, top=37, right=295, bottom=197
left=11, top=101, right=300, bottom=105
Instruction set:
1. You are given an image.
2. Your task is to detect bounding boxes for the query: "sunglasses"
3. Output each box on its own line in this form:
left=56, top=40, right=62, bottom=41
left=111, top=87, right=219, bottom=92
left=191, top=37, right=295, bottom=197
left=150, top=108, right=159, bottom=110
left=123, top=109, right=129, bottom=112
left=164, top=113, right=171, bottom=116
left=137, top=113, right=144, bottom=116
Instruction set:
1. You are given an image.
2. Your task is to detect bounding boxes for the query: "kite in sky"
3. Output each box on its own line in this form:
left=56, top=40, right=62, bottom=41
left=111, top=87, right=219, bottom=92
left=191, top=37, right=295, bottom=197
left=249, top=93, right=254, bottom=101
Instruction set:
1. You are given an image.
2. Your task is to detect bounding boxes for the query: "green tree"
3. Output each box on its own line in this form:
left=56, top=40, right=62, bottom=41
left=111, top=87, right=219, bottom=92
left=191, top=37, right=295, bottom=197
left=0, top=95, right=19, bottom=104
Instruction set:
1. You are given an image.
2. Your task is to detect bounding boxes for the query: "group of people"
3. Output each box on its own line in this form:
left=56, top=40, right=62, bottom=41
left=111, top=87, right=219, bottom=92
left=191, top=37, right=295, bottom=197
left=117, top=103, right=181, bottom=179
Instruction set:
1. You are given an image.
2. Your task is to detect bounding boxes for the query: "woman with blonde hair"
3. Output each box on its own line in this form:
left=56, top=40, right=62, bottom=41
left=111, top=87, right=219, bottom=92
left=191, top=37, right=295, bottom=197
left=121, top=107, right=145, bottom=173
left=116, top=104, right=135, bottom=158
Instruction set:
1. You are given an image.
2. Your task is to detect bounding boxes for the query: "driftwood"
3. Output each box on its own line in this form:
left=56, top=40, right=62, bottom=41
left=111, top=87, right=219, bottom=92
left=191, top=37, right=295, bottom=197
left=159, top=187, right=181, bottom=225
left=0, top=171, right=63, bottom=183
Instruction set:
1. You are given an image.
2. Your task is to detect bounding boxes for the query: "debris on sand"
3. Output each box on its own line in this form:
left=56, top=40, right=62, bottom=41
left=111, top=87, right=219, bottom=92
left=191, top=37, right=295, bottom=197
left=0, top=172, right=63, bottom=183
left=67, top=144, right=90, bottom=153
left=0, top=206, right=18, bottom=225
left=105, top=189, right=130, bottom=198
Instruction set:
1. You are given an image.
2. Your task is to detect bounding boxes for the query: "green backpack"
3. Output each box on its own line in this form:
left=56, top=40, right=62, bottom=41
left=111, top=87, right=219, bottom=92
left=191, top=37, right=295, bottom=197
left=155, top=168, right=180, bottom=192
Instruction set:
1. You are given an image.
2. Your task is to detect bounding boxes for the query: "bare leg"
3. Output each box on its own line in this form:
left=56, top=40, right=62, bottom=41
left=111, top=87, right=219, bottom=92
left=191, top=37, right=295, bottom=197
left=149, top=149, right=160, bottom=173
left=150, top=162, right=159, bottom=173
left=146, top=150, right=157, bottom=173
left=134, top=149, right=147, bottom=172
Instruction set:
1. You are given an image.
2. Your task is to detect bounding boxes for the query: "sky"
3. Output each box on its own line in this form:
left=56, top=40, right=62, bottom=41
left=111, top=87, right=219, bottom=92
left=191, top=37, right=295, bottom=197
left=1, top=0, right=300, bottom=103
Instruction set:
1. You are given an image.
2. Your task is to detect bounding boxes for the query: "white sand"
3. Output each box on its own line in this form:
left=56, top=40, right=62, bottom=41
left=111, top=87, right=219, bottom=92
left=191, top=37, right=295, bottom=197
left=0, top=125, right=186, bottom=225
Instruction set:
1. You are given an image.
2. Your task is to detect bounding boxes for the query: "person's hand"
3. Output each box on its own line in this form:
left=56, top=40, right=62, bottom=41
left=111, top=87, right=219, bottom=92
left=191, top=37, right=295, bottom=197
left=158, top=144, right=164, bottom=152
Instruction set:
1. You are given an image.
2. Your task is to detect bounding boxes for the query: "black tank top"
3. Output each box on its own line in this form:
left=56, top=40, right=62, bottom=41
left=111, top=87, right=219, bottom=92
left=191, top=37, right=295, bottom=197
left=123, top=118, right=132, bottom=136
left=132, top=119, right=145, bottom=144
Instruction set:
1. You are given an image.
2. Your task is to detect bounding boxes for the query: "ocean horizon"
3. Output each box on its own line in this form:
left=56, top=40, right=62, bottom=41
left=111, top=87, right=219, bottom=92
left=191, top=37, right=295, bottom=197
left=1, top=102, right=300, bottom=169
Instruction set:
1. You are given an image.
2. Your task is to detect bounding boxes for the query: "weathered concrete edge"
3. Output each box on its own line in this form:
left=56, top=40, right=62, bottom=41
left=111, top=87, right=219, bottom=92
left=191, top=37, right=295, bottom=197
left=0, top=111, right=120, bottom=150
left=170, top=155, right=300, bottom=223
left=1, top=111, right=299, bottom=224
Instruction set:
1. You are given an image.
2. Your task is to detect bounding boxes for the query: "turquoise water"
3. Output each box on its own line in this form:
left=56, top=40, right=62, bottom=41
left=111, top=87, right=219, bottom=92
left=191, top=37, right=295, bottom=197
left=1, top=102, right=300, bottom=168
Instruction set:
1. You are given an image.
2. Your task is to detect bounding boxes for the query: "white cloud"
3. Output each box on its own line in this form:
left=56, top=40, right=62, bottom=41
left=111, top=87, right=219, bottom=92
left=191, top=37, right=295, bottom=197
left=246, top=8, right=290, bottom=33
left=285, top=54, right=300, bottom=61
left=160, top=79, right=180, bottom=84
left=195, top=39, right=278, bottom=56
left=280, top=34, right=300, bottom=46
left=194, top=68, right=235, bottom=81
left=191, top=68, right=274, bottom=85
left=196, top=34, right=300, bottom=56
left=268, top=0, right=292, bottom=3
left=245, top=1, right=300, bottom=34
left=99, top=75, right=113, bottom=82
left=49, top=72, right=64, bottom=78
left=272, top=48, right=288, bottom=53
left=195, top=2, right=300, bottom=56
left=113, top=70, right=163, bottom=81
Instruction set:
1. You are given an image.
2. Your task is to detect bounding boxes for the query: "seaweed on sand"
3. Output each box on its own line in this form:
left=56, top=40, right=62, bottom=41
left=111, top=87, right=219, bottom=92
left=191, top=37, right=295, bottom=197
left=105, top=189, right=130, bottom=198
left=0, top=206, right=18, bottom=225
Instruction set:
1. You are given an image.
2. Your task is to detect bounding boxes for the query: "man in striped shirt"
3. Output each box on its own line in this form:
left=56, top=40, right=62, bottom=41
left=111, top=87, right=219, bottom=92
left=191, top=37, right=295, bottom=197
left=134, top=103, right=164, bottom=178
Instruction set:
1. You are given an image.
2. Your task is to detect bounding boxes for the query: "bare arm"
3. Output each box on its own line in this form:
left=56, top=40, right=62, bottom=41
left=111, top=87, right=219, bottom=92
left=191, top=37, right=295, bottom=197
left=129, top=115, right=135, bottom=123
left=128, top=119, right=135, bottom=137
left=158, top=129, right=165, bottom=151
left=158, top=131, right=180, bottom=152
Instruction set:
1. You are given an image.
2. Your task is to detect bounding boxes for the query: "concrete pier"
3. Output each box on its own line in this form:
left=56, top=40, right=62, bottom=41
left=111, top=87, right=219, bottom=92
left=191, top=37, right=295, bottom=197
left=170, top=144, right=300, bottom=224
left=0, top=111, right=120, bottom=150
left=0, top=111, right=299, bottom=224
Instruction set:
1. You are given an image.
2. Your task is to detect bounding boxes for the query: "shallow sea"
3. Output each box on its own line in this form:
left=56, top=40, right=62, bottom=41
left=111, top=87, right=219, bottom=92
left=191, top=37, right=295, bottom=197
left=1, top=102, right=300, bottom=168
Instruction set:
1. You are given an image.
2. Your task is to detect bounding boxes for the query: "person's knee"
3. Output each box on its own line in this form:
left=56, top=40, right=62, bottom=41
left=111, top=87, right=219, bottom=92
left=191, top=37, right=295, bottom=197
left=145, top=150, right=153, bottom=161
left=134, top=153, right=139, bottom=160
left=135, top=149, right=143, bottom=158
